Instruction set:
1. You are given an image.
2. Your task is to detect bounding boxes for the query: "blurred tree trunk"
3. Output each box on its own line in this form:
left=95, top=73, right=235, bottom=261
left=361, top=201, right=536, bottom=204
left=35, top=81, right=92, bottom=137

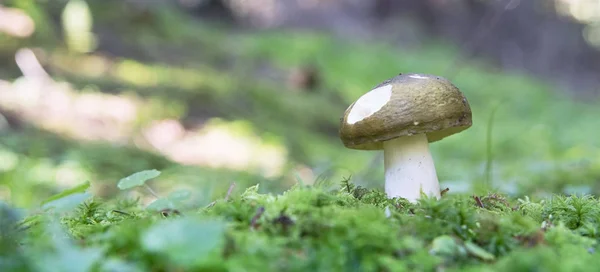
left=371, top=0, right=600, bottom=95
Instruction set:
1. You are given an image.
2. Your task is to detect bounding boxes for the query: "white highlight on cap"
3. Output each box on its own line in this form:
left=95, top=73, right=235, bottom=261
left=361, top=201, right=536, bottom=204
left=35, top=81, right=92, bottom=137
left=346, top=84, right=392, bottom=125
left=409, top=75, right=428, bottom=79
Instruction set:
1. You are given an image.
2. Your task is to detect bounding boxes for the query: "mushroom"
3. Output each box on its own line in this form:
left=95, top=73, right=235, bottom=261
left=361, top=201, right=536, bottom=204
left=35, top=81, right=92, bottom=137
left=339, top=73, right=472, bottom=202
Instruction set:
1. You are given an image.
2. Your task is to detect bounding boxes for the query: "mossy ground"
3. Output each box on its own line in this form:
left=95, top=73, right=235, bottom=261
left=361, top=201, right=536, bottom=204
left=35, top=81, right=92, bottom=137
left=3, top=174, right=600, bottom=272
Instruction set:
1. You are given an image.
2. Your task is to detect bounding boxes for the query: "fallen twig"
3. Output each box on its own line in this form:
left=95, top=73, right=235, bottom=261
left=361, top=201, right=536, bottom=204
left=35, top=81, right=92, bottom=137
left=474, top=196, right=485, bottom=208
left=111, top=210, right=132, bottom=217
left=250, top=206, right=266, bottom=229
left=205, top=201, right=216, bottom=209
left=205, top=182, right=237, bottom=208
left=224, top=182, right=236, bottom=201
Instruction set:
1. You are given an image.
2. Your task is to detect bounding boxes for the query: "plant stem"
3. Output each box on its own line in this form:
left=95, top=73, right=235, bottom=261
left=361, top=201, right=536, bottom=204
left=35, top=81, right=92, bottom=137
left=225, top=182, right=236, bottom=201
left=484, top=101, right=504, bottom=190
left=144, top=184, right=160, bottom=199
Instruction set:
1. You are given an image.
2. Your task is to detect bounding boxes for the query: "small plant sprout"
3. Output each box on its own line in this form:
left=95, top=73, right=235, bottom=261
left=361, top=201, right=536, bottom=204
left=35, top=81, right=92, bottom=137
left=117, top=169, right=189, bottom=212
left=117, top=169, right=162, bottom=194
left=339, top=73, right=472, bottom=202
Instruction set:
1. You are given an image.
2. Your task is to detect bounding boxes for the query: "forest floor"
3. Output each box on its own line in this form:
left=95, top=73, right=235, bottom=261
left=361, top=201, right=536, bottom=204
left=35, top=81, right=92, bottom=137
left=2, top=2, right=600, bottom=271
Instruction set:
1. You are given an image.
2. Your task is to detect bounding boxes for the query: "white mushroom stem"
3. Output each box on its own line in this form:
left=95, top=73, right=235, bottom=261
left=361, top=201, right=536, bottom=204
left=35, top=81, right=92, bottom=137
left=383, top=133, right=441, bottom=202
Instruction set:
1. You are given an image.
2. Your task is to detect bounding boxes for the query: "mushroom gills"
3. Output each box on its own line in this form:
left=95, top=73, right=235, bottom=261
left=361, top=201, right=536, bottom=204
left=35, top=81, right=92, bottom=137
left=383, top=133, right=441, bottom=202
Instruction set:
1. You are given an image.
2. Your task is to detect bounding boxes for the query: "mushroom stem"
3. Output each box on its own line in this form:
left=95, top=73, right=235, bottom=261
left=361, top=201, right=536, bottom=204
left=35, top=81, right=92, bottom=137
left=383, top=133, right=441, bottom=202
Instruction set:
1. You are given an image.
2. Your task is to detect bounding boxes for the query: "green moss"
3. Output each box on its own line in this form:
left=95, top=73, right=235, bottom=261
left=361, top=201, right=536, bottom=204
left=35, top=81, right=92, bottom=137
left=4, top=178, right=600, bottom=272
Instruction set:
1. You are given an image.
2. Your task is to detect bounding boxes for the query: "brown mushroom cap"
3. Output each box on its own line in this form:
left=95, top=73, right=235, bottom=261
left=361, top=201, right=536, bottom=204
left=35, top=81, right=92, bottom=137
left=339, top=73, right=472, bottom=150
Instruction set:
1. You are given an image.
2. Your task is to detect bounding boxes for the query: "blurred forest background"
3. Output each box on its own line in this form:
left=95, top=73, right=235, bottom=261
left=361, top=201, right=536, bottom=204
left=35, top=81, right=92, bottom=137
left=1, top=0, right=600, bottom=208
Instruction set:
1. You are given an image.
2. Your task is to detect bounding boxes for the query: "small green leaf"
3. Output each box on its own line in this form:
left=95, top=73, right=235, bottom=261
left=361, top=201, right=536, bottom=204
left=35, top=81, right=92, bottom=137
left=167, top=189, right=191, bottom=202
left=100, top=258, right=143, bottom=272
left=430, top=235, right=460, bottom=256
left=141, top=218, right=226, bottom=267
left=145, top=190, right=191, bottom=211
left=146, top=198, right=173, bottom=211
left=430, top=235, right=466, bottom=258
left=117, top=170, right=161, bottom=190
left=32, top=220, right=104, bottom=272
left=464, top=241, right=496, bottom=261
left=41, top=181, right=90, bottom=205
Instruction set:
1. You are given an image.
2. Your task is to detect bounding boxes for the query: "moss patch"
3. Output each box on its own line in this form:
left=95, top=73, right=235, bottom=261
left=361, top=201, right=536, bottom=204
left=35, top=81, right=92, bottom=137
left=4, top=173, right=600, bottom=271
